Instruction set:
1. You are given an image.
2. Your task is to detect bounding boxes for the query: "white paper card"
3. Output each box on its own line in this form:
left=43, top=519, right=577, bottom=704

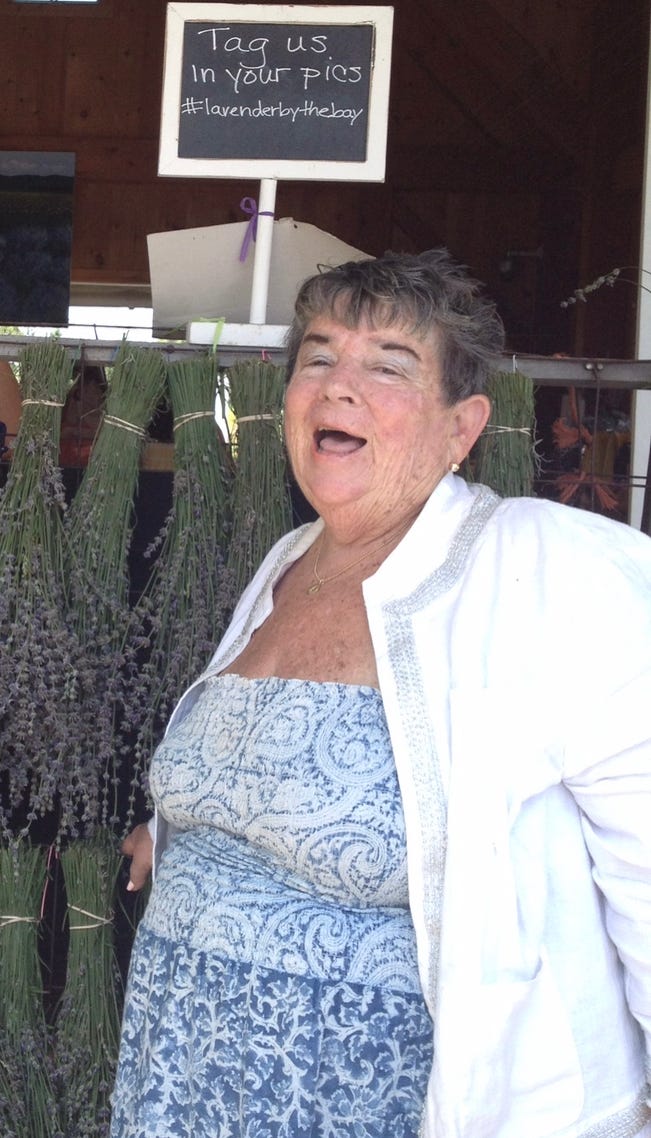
left=148, top=217, right=371, bottom=335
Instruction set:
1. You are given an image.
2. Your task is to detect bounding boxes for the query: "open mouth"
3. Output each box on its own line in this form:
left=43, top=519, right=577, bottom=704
left=315, top=428, right=366, bottom=455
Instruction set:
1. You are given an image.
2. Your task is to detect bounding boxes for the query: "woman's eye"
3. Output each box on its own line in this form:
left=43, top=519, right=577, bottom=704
left=371, top=362, right=401, bottom=378
left=304, top=355, right=331, bottom=369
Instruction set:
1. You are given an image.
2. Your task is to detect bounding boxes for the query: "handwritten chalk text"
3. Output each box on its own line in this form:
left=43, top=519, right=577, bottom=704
left=181, top=96, right=364, bottom=126
left=196, top=27, right=330, bottom=61
left=190, top=27, right=366, bottom=94
left=191, top=62, right=364, bottom=95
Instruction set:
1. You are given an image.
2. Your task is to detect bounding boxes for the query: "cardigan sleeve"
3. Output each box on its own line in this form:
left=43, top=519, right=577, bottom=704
left=561, top=559, right=651, bottom=1088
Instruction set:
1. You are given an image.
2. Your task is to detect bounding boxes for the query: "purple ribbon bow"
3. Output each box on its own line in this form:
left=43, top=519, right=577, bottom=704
left=239, top=196, right=275, bottom=262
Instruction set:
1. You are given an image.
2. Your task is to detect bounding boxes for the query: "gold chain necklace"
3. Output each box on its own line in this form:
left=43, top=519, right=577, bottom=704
left=307, top=527, right=407, bottom=596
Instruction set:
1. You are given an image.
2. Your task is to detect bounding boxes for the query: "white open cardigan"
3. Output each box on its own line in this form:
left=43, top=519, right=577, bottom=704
left=153, top=474, right=651, bottom=1138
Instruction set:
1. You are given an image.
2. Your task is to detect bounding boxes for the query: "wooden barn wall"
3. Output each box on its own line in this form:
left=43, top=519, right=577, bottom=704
left=0, top=0, right=649, bottom=359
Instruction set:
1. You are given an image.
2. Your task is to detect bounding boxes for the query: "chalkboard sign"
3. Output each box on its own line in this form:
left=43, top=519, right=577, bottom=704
left=159, top=4, right=393, bottom=181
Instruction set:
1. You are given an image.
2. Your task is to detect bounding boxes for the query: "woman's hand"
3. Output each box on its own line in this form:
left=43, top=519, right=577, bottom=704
left=122, top=822, right=153, bottom=891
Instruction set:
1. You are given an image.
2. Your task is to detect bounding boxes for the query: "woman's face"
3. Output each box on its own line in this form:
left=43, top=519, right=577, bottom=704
left=284, top=314, right=490, bottom=536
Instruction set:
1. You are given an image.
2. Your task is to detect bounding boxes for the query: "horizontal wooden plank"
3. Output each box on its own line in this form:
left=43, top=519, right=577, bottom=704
left=393, top=0, right=587, bottom=158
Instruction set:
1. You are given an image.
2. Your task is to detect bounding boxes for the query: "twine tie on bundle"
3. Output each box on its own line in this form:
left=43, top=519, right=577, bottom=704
left=103, top=414, right=146, bottom=438
left=0, top=914, right=38, bottom=928
left=173, top=410, right=216, bottom=431
left=21, top=398, right=65, bottom=408
left=67, top=903, right=113, bottom=931
left=237, top=413, right=277, bottom=424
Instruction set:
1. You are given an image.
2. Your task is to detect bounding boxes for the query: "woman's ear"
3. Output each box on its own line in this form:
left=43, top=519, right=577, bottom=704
left=450, top=394, right=492, bottom=464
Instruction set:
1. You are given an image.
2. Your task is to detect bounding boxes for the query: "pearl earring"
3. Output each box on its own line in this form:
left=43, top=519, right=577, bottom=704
left=450, top=462, right=460, bottom=473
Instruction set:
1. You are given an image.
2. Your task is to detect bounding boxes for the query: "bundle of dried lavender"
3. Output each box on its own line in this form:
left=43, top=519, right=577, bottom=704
left=474, top=369, right=537, bottom=498
left=0, top=843, right=60, bottom=1138
left=120, top=355, right=235, bottom=824
left=0, top=339, right=82, bottom=838
left=53, top=832, right=122, bottom=1138
left=226, top=358, right=293, bottom=597
left=63, top=343, right=167, bottom=833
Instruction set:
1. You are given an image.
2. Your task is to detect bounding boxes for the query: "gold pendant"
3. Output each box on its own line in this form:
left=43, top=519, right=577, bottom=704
left=307, top=581, right=322, bottom=595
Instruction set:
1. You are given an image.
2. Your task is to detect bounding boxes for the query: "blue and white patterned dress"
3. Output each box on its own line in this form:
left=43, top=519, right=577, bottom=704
left=110, top=674, right=433, bottom=1138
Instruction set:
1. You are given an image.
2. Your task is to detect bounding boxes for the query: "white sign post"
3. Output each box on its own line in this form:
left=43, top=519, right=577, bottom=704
left=249, top=177, right=277, bottom=324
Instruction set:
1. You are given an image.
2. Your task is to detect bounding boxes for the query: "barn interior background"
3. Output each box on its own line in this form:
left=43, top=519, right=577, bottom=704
left=1, top=1, right=650, bottom=1134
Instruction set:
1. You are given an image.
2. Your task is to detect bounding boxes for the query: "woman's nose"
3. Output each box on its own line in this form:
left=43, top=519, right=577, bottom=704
left=320, top=360, right=359, bottom=401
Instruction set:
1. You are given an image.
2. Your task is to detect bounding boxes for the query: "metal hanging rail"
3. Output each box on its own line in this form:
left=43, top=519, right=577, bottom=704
left=1, top=335, right=651, bottom=388
left=2, top=334, right=650, bottom=532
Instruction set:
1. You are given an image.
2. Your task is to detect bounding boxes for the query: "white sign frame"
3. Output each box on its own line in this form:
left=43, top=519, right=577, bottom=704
left=159, top=3, right=393, bottom=182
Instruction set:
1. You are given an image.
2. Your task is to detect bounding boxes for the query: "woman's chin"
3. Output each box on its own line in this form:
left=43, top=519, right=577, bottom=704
left=296, top=463, right=369, bottom=510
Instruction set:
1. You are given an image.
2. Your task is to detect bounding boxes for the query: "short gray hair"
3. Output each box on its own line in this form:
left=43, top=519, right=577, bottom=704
left=285, top=248, right=505, bottom=404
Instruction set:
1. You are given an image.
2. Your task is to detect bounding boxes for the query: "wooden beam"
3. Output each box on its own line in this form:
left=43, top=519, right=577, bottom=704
left=388, top=144, right=576, bottom=193
left=393, top=0, right=588, bottom=159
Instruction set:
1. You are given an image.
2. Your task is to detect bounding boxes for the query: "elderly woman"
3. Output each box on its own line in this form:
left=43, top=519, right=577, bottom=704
left=112, top=249, right=651, bottom=1138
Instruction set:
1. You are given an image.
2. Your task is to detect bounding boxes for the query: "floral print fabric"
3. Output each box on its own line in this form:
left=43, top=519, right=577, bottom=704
left=110, top=676, right=433, bottom=1137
